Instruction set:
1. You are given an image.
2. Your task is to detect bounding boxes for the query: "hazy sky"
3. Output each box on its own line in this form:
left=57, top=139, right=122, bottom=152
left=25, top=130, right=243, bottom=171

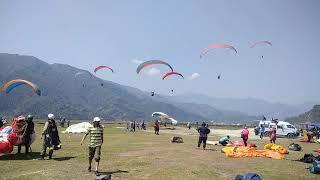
left=1, top=0, right=319, bottom=104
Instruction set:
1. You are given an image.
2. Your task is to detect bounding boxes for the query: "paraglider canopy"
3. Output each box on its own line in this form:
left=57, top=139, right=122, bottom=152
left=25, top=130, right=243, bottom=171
left=94, top=65, right=114, bottom=73
left=162, top=72, right=184, bottom=80
left=152, top=112, right=169, bottom=118
left=2, top=79, right=41, bottom=96
left=250, top=40, right=272, bottom=48
left=200, top=43, right=237, bottom=59
left=136, top=60, right=174, bottom=74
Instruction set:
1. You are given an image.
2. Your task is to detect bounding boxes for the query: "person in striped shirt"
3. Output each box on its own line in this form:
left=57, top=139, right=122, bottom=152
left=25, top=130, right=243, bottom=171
left=80, top=117, right=104, bottom=174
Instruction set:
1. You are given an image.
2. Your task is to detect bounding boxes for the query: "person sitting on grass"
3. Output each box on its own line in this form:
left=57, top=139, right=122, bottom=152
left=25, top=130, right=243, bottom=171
left=80, top=117, right=104, bottom=174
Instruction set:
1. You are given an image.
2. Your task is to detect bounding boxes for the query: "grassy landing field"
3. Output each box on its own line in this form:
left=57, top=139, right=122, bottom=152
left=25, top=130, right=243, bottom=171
left=0, top=123, right=319, bottom=180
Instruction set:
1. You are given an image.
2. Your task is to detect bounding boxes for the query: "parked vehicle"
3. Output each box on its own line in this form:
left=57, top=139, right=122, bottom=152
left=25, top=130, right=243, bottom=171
left=257, top=120, right=299, bottom=138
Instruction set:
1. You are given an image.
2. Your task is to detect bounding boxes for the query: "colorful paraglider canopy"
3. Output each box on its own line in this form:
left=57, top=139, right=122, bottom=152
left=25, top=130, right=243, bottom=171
left=94, top=65, right=114, bottom=73
left=250, top=41, right=272, bottom=48
left=162, top=72, right=184, bottom=80
left=200, top=43, right=237, bottom=59
left=136, top=60, right=174, bottom=74
left=2, top=79, right=41, bottom=96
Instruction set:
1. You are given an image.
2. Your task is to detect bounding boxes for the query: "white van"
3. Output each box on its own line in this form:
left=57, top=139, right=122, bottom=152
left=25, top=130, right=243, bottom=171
left=258, top=120, right=299, bottom=138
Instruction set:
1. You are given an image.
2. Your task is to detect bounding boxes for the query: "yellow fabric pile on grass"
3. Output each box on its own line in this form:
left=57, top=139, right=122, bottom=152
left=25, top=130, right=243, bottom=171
left=264, top=143, right=288, bottom=154
left=222, top=145, right=285, bottom=160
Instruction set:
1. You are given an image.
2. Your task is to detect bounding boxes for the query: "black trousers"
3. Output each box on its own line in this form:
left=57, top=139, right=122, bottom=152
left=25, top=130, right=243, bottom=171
left=242, top=137, right=248, bottom=146
left=18, top=135, right=31, bottom=155
left=198, top=137, right=207, bottom=148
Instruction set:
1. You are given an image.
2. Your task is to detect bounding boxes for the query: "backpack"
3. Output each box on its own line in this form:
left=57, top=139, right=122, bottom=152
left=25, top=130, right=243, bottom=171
left=310, top=160, right=320, bottom=174
left=235, top=173, right=262, bottom=180
left=300, top=154, right=315, bottom=163
left=288, top=143, right=302, bottom=151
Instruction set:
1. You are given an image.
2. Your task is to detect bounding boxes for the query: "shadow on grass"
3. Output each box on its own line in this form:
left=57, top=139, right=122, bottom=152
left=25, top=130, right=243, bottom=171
left=0, top=152, right=41, bottom=160
left=98, top=169, right=129, bottom=175
left=53, top=156, right=76, bottom=161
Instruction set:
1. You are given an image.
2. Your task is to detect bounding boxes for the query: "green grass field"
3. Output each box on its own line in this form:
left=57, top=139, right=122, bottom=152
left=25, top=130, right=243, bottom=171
left=1, top=123, right=320, bottom=180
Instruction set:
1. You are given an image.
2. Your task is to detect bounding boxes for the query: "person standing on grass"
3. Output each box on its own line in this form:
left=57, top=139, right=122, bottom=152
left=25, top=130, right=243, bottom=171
left=154, top=120, right=160, bottom=135
left=197, top=122, right=210, bottom=150
left=17, top=114, right=35, bottom=158
left=259, top=124, right=265, bottom=140
left=241, top=126, right=249, bottom=147
left=269, top=127, right=276, bottom=144
left=80, top=117, right=104, bottom=174
left=133, top=121, right=136, bottom=132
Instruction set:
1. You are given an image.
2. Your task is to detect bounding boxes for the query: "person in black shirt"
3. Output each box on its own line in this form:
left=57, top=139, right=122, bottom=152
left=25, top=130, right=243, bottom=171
left=197, top=122, right=210, bottom=150
left=17, top=114, right=35, bottom=158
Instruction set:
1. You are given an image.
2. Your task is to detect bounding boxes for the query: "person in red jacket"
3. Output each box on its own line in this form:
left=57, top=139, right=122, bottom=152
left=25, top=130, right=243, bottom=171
left=270, top=127, right=276, bottom=144
left=241, top=126, right=249, bottom=147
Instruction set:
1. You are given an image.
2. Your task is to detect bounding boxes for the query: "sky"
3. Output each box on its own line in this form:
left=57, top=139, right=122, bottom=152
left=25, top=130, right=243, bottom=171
left=0, top=0, right=319, bottom=105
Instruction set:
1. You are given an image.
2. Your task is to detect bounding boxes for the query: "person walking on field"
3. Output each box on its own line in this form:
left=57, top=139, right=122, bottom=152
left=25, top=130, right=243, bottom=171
left=241, top=127, right=249, bottom=147
left=270, top=127, right=276, bottom=144
left=40, top=114, right=61, bottom=160
left=80, top=117, right=104, bottom=174
left=197, top=122, right=210, bottom=150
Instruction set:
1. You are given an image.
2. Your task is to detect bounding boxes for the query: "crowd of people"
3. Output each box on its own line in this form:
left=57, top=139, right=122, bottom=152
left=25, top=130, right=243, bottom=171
left=126, top=121, right=146, bottom=132
left=303, top=126, right=320, bottom=142
left=0, top=114, right=286, bottom=175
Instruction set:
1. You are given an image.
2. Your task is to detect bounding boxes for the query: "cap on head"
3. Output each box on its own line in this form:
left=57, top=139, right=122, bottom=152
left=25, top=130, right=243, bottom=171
left=48, top=113, right=55, bottom=120
left=202, top=122, right=206, bottom=126
left=93, top=117, right=101, bottom=122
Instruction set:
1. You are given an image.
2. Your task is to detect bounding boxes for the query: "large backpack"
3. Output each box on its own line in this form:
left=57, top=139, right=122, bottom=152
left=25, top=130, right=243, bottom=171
left=235, top=173, right=262, bottom=180
left=300, top=154, right=315, bottom=163
left=288, top=143, right=302, bottom=151
left=310, top=160, right=320, bottom=174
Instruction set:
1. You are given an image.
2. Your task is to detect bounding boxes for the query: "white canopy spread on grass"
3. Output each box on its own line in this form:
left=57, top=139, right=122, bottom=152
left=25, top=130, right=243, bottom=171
left=63, top=122, right=93, bottom=134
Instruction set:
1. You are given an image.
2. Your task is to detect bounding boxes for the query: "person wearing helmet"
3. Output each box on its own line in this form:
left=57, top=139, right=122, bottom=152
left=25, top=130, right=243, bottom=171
left=17, top=114, right=35, bottom=158
left=40, top=113, right=61, bottom=160
left=80, top=117, right=104, bottom=174
left=197, top=122, right=210, bottom=150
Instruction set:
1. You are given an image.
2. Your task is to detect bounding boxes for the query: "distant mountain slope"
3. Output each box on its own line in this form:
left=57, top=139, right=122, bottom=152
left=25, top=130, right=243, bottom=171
left=286, top=105, right=320, bottom=124
left=0, top=53, right=205, bottom=121
left=172, top=93, right=314, bottom=119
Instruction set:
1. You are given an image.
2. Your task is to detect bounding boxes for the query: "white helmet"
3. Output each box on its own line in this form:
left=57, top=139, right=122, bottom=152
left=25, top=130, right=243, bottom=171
left=93, top=117, right=101, bottom=122
left=48, top=113, right=55, bottom=120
